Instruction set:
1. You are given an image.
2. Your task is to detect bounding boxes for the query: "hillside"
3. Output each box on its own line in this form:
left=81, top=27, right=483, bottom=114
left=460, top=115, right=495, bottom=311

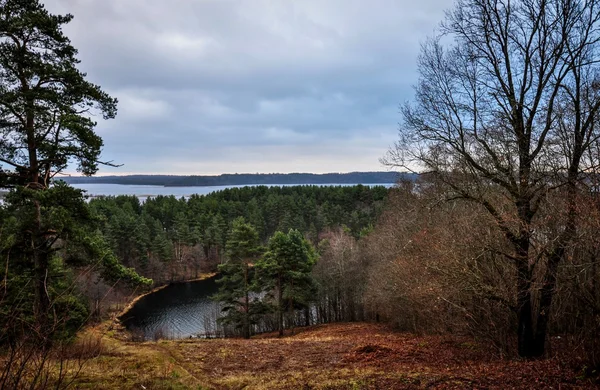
left=69, top=322, right=591, bottom=389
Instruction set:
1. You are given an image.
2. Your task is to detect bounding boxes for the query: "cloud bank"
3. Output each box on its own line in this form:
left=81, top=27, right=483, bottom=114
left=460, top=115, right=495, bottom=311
left=45, top=0, right=448, bottom=174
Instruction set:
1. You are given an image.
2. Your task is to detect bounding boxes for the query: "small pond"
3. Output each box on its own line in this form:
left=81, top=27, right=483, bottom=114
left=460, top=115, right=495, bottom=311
left=120, top=277, right=222, bottom=340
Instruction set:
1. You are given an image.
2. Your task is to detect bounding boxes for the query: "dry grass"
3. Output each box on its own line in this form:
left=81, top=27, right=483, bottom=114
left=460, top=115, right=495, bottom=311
left=60, top=322, right=595, bottom=389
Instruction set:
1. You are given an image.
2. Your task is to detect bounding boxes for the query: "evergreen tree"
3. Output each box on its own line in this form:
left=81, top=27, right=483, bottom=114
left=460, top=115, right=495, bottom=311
left=172, top=212, right=192, bottom=262
left=205, top=213, right=227, bottom=262
left=245, top=198, right=265, bottom=239
left=152, top=233, right=173, bottom=262
left=0, top=183, right=151, bottom=346
left=214, top=217, right=262, bottom=338
left=0, top=0, right=150, bottom=344
left=255, top=229, right=317, bottom=336
left=87, top=185, right=389, bottom=287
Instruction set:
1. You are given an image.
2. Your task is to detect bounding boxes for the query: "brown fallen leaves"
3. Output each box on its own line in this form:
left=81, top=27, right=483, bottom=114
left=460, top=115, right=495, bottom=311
left=75, top=322, right=598, bottom=389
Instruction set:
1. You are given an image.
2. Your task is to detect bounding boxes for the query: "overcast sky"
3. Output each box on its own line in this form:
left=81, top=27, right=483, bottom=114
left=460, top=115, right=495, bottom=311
left=45, top=0, right=448, bottom=175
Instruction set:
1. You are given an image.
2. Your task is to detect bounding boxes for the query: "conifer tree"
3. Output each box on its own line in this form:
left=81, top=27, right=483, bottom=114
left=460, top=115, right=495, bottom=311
left=0, top=0, right=149, bottom=340
left=255, top=229, right=317, bottom=336
left=172, top=212, right=192, bottom=262
left=214, top=217, right=262, bottom=338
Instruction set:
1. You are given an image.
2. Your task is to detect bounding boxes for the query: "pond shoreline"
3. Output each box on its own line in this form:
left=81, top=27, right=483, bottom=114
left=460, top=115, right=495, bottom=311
left=117, top=272, right=217, bottom=322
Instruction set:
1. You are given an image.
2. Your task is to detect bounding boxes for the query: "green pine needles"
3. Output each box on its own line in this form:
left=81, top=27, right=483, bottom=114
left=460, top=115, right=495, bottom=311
left=0, top=0, right=149, bottom=353
left=215, top=219, right=318, bottom=338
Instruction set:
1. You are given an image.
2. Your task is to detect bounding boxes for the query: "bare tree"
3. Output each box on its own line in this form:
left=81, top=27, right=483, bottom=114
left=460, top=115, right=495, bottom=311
left=384, top=0, right=600, bottom=357
left=313, top=228, right=366, bottom=323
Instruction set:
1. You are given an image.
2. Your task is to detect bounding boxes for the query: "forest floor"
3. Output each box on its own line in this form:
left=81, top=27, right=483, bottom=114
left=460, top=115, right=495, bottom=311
left=69, top=322, right=595, bottom=390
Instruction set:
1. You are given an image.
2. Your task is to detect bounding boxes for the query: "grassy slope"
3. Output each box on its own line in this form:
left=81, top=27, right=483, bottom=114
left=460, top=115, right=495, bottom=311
left=72, top=322, right=593, bottom=390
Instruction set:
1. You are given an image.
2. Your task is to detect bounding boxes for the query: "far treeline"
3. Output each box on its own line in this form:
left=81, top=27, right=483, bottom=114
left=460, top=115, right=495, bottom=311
left=60, top=172, right=410, bottom=187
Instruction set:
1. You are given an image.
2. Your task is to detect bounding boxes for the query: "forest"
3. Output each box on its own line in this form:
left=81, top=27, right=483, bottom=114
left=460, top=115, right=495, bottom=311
left=84, top=184, right=386, bottom=301
left=2, top=0, right=600, bottom=388
left=84, top=184, right=388, bottom=338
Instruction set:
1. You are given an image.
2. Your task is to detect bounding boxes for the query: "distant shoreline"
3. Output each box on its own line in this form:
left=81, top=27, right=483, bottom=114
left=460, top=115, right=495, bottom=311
left=59, top=171, right=415, bottom=187
left=71, top=182, right=396, bottom=200
left=162, top=182, right=397, bottom=188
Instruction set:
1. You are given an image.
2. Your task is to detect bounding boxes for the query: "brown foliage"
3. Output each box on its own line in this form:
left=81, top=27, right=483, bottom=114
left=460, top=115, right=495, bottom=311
left=71, top=322, right=594, bottom=389
left=362, top=179, right=600, bottom=367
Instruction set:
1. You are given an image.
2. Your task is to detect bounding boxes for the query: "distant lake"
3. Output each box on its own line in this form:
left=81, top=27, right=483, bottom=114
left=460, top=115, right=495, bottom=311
left=71, top=183, right=394, bottom=199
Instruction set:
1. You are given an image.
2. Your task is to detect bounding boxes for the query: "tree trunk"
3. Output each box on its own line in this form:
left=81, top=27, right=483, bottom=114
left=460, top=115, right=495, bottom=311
left=304, top=306, right=310, bottom=327
left=288, top=296, right=294, bottom=335
left=277, top=275, right=283, bottom=337
left=32, top=201, right=51, bottom=337
left=515, top=232, right=536, bottom=358
left=516, top=288, right=535, bottom=357
left=243, top=263, right=250, bottom=339
left=532, top=174, right=579, bottom=356
left=289, top=279, right=294, bottom=335
left=25, top=92, right=51, bottom=334
left=533, top=250, right=562, bottom=356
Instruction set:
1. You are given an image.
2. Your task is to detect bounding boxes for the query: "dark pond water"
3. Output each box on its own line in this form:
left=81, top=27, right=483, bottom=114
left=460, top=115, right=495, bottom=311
left=120, top=277, right=222, bottom=340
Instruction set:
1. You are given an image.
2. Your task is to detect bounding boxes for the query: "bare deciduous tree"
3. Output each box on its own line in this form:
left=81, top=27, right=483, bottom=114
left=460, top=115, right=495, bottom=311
left=384, top=0, right=600, bottom=357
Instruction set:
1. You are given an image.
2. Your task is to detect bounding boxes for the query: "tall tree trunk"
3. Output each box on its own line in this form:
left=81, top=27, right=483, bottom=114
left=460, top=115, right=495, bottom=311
left=26, top=100, right=51, bottom=334
left=288, top=297, right=294, bottom=335
left=243, top=263, right=250, bottom=339
left=515, top=232, right=536, bottom=358
left=304, top=306, right=310, bottom=327
left=25, top=95, right=39, bottom=187
left=277, top=275, right=283, bottom=337
left=516, top=283, right=535, bottom=357
left=32, top=201, right=51, bottom=337
left=533, top=249, right=561, bottom=356
left=533, top=172, right=580, bottom=356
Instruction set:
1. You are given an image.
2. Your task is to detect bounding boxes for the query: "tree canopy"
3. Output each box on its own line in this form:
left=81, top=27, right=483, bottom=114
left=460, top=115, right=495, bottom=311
left=214, top=217, right=263, bottom=339
left=256, top=229, right=317, bottom=336
left=0, top=0, right=117, bottom=188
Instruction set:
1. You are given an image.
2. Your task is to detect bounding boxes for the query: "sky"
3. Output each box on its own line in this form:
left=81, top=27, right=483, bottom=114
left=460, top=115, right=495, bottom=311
left=44, top=0, right=448, bottom=175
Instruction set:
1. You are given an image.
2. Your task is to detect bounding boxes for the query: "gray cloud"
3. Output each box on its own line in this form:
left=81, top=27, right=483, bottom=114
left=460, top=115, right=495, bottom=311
left=44, top=0, right=448, bottom=174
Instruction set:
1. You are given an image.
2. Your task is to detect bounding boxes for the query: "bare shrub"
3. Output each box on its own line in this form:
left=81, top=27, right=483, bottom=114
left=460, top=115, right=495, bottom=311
left=363, top=181, right=518, bottom=354
left=0, top=335, right=100, bottom=390
left=549, top=192, right=600, bottom=369
left=313, top=228, right=367, bottom=323
left=363, top=177, right=600, bottom=363
left=59, top=334, right=105, bottom=360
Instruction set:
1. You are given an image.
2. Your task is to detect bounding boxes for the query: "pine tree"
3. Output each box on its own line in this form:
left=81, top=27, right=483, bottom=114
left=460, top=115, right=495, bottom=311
left=172, top=212, right=192, bottom=262
left=0, top=0, right=117, bottom=187
left=0, top=0, right=147, bottom=338
left=255, top=229, right=317, bottom=336
left=214, top=217, right=262, bottom=338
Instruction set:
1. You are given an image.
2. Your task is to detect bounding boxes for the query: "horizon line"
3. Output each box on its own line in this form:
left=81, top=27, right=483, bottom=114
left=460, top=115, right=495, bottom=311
left=58, top=170, right=411, bottom=178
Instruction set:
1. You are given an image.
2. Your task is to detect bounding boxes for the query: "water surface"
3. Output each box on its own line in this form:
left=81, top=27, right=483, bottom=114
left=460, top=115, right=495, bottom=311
left=120, top=277, right=222, bottom=340
left=71, top=183, right=394, bottom=200
left=71, top=183, right=248, bottom=199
